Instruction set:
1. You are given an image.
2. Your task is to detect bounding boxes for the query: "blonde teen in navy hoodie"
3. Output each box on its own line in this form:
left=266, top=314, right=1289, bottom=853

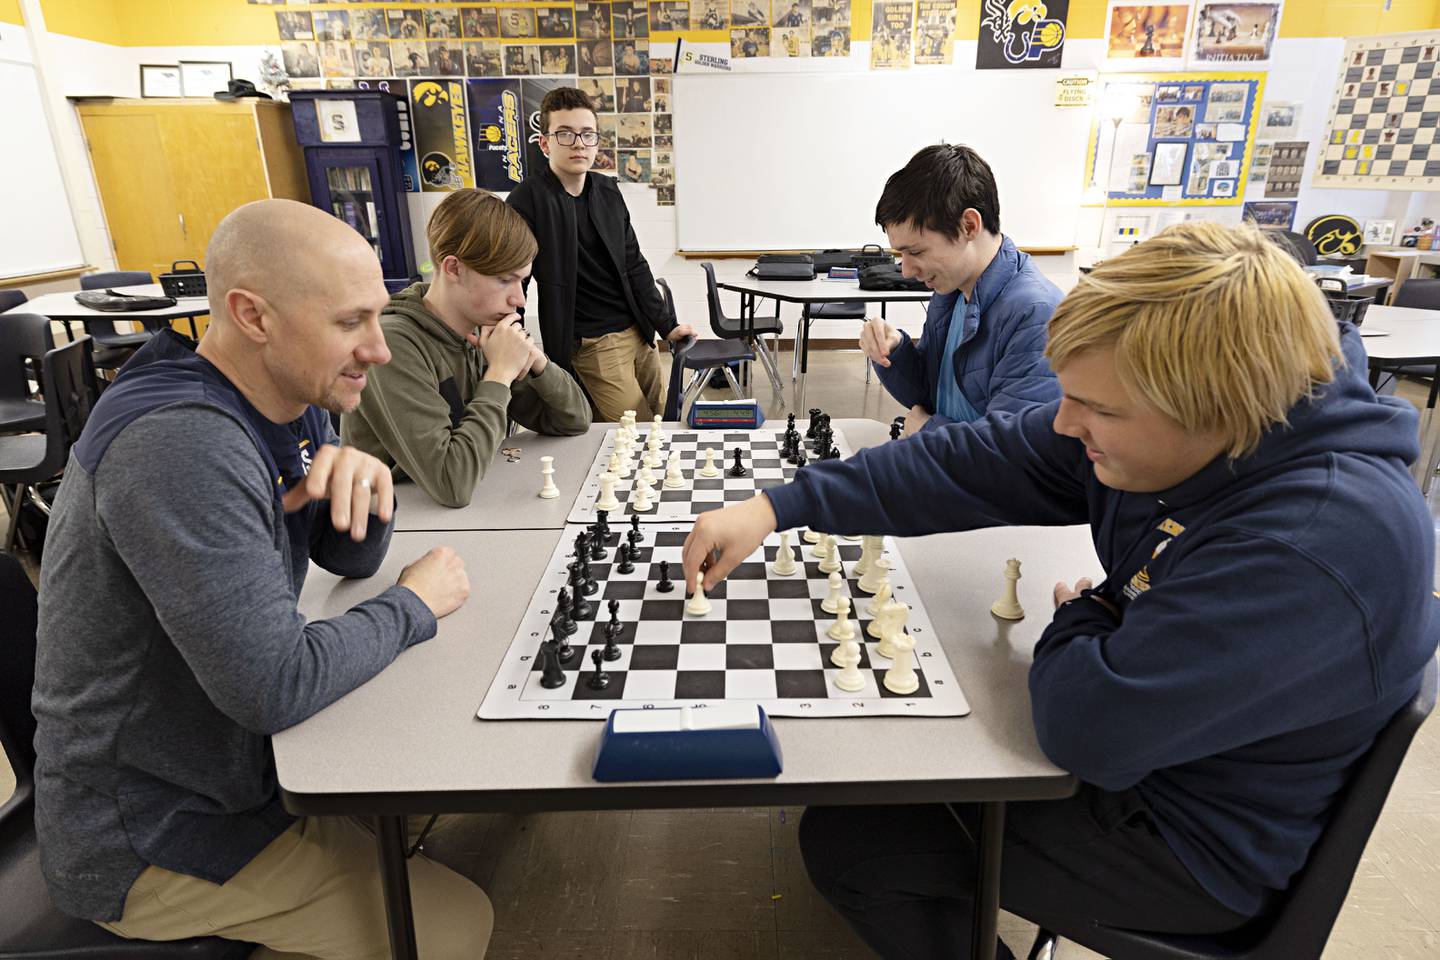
left=680, top=222, right=1439, bottom=960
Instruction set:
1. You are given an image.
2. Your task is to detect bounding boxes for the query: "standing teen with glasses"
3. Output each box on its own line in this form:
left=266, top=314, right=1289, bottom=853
left=508, top=87, right=695, bottom=422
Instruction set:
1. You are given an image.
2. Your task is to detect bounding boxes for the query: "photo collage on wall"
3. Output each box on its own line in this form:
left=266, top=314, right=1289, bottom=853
left=727, top=0, right=855, bottom=59
left=272, top=4, right=675, bottom=205
left=1089, top=75, right=1263, bottom=203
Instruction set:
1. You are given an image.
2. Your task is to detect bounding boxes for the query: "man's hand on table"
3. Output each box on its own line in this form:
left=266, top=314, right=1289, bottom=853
left=399, top=546, right=471, bottom=618
left=682, top=494, right=779, bottom=592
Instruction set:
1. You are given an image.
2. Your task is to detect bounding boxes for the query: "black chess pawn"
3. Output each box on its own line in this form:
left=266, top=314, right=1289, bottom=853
left=656, top=559, right=674, bottom=592
left=616, top=541, right=636, bottom=574
left=580, top=554, right=598, bottom=596
left=806, top=408, right=822, bottom=438
left=603, top=620, right=622, bottom=661
left=551, top=587, right=577, bottom=639
left=539, top=639, right=567, bottom=688
left=587, top=648, right=610, bottom=690
left=628, top=513, right=643, bottom=546
left=728, top=447, right=748, bottom=478
left=794, top=445, right=808, bottom=469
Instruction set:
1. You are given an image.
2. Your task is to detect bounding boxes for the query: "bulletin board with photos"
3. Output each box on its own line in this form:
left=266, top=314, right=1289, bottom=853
left=1085, top=72, right=1265, bottom=205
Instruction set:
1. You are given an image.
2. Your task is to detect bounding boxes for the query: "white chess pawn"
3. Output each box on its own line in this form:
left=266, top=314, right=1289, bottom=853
left=771, top=531, right=798, bottom=576
left=821, top=570, right=844, bottom=613
left=699, top=448, right=720, bottom=478
left=630, top=477, right=653, bottom=512
left=663, top=450, right=685, bottom=488
left=818, top=535, right=842, bottom=574
left=827, top=594, right=857, bottom=643
left=990, top=558, right=1025, bottom=621
left=833, top=635, right=865, bottom=693
left=803, top=528, right=822, bottom=544
left=595, top=471, right=621, bottom=512
left=645, top=427, right=664, bottom=468
left=538, top=456, right=559, bottom=499
left=854, top=535, right=883, bottom=578
left=685, top=572, right=711, bottom=616
left=882, top=629, right=919, bottom=695
left=857, top=555, right=890, bottom=595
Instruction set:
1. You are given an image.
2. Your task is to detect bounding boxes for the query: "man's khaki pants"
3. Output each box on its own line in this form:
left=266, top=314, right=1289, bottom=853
left=96, top=815, right=492, bottom=960
left=572, top=327, right=667, bottom=422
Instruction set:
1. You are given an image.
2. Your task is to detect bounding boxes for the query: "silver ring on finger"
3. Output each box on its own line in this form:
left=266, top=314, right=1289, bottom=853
left=359, top=477, right=372, bottom=491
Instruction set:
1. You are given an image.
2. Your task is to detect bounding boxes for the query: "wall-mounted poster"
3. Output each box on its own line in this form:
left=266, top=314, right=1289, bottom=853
left=1258, top=100, right=1298, bottom=139
left=914, top=0, right=958, bottom=65
left=1189, top=1, right=1281, bottom=67
left=1104, top=2, right=1188, bottom=71
left=1315, top=30, right=1440, bottom=191
left=411, top=78, right=474, bottom=192
left=871, top=1, right=913, bottom=70
left=1242, top=200, right=1295, bottom=229
left=1085, top=72, right=1265, bottom=204
left=977, top=0, right=1068, bottom=69
left=468, top=78, right=527, bottom=192
left=1265, top=139, right=1306, bottom=197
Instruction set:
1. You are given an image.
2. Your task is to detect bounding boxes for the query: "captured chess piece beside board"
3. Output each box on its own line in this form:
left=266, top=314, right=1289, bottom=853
left=483, top=409, right=974, bottom=721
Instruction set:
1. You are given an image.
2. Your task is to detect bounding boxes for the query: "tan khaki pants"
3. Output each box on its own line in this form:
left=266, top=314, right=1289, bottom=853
left=96, top=815, right=492, bottom=960
left=572, top=327, right=666, bottom=422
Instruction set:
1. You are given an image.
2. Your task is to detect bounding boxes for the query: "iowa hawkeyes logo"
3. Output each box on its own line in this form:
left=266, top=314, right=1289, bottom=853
left=413, top=81, right=449, bottom=108
left=422, top=151, right=457, bottom=187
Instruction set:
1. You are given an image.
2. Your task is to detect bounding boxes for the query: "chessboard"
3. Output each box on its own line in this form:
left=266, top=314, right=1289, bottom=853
left=567, top=417, right=854, bottom=525
left=478, top=521, right=971, bottom=720
left=1315, top=30, right=1440, bottom=189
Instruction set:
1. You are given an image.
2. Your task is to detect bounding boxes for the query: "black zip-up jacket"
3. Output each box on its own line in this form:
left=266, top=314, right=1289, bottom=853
left=506, top=165, right=675, bottom=375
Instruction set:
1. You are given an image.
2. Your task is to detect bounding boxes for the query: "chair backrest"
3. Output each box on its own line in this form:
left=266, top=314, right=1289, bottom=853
left=0, top=551, right=39, bottom=823
left=79, top=270, right=154, bottom=291
left=657, top=278, right=692, bottom=422
left=1081, top=657, right=1437, bottom=960
left=1393, top=279, right=1440, bottom=311
left=18, top=338, right=98, bottom=482
left=0, top=313, right=54, bottom=404
left=699, top=262, right=746, bottom=340
left=0, top=289, right=28, bottom=315
left=1266, top=230, right=1318, bottom=267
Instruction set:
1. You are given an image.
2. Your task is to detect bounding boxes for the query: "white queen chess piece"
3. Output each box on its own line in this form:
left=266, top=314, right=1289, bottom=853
left=538, top=456, right=559, bottom=499
left=990, top=558, right=1025, bottom=620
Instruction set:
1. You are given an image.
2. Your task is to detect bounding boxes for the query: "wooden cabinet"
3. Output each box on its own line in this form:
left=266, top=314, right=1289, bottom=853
left=76, top=99, right=308, bottom=286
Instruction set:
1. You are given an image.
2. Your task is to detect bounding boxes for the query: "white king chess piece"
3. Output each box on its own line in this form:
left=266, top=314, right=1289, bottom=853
left=990, top=558, right=1025, bottom=621
left=538, top=456, right=559, bottom=499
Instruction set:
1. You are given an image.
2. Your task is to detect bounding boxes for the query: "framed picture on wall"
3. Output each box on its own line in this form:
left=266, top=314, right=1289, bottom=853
left=179, top=60, right=233, bottom=98
left=139, top=64, right=182, bottom=98
left=1149, top=141, right=1188, bottom=185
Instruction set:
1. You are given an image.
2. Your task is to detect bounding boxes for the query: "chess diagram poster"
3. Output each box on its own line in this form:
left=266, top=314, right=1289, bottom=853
left=914, top=0, right=958, bottom=65
left=976, top=0, right=1068, bottom=69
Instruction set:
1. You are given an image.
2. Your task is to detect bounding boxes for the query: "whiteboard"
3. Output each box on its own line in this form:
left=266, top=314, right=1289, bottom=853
left=0, top=58, right=85, bottom=281
left=673, top=70, right=1091, bottom=251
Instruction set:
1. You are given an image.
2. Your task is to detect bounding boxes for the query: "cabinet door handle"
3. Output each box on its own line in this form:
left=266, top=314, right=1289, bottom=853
left=179, top=213, right=187, bottom=238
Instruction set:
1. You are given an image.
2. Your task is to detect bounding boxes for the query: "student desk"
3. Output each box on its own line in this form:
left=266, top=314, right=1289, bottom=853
left=1362, top=304, right=1440, bottom=489
left=3, top=284, right=210, bottom=339
left=279, top=419, right=1085, bottom=960
left=714, top=277, right=932, bottom=406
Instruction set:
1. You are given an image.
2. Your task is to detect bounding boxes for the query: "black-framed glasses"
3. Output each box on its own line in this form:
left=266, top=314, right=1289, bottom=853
left=550, top=129, right=599, bottom=147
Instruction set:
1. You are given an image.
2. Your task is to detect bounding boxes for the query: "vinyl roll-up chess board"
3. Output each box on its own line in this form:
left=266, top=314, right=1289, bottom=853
left=567, top=427, right=854, bottom=524
left=477, top=524, right=971, bottom=720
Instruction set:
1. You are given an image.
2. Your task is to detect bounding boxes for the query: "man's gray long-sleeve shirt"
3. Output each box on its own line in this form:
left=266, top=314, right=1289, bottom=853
left=32, top=354, right=436, bottom=921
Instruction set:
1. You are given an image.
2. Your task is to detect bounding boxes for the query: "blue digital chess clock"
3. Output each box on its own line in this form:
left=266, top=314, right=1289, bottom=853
left=687, top=398, right=765, bottom=430
left=592, top=703, right=783, bottom=782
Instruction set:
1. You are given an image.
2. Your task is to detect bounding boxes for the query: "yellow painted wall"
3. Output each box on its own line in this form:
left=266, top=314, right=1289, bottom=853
left=0, top=0, right=24, bottom=27
left=32, top=0, right=1440, bottom=47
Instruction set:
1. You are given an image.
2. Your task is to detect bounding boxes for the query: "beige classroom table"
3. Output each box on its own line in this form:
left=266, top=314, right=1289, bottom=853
left=278, top=419, right=1086, bottom=960
left=3, top=284, right=210, bottom=339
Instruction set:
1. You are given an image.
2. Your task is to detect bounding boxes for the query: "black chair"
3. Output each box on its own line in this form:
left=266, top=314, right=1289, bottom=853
left=656, top=279, right=693, bottom=422
left=0, top=316, right=53, bottom=435
left=1393, top=278, right=1440, bottom=311
left=0, top=552, right=253, bottom=959
left=1025, top=657, right=1437, bottom=960
left=0, top=339, right=98, bottom=553
left=78, top=272, right=161, bottom=369
left=0, top=291, right=28, bottom=315
left=1267, top=230, right=1319, bottom=266
left=657, top=277, right=750, bottom=417
left=700, top=262, right=785, bottom=401
left=799, top=301, right=876, bottom=383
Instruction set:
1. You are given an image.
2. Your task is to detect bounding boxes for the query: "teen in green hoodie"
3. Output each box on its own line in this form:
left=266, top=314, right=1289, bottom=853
left=343, top=189, right=589, bottom=507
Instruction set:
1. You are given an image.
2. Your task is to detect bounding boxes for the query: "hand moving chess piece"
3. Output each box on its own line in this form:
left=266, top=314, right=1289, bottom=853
left=990, top=558, right=1025, bottom=620
left=686, top=572, right=712, bottom=616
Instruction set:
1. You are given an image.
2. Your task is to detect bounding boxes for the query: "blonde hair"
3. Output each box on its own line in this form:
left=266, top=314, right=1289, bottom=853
left=1046, top=221, right=1343, bottom=459
left=426, top=188, right=537, bottom=278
